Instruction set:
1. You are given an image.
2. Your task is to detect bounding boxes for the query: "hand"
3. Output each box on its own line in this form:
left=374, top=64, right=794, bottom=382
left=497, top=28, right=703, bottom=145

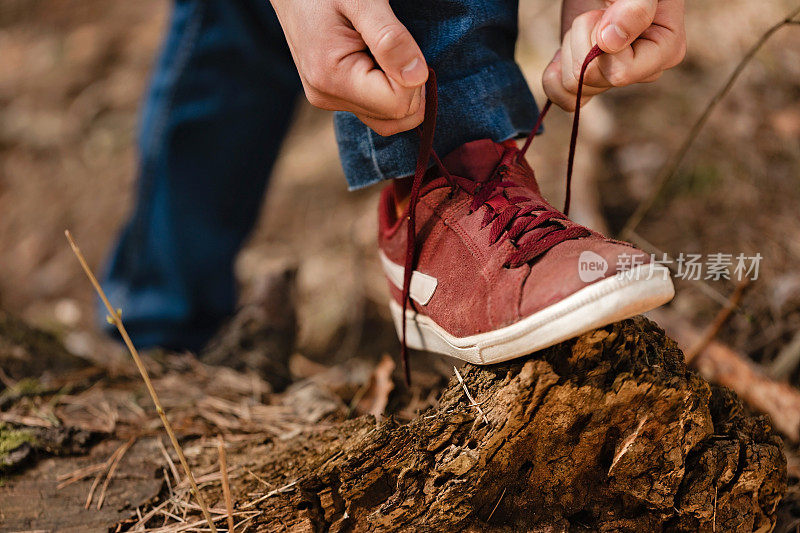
left=270, top=0, right=428, bottom=136
left=543, top=0, right=686, bottom=111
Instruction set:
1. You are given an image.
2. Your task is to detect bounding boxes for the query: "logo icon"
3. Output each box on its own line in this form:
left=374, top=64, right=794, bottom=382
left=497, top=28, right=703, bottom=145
left=578, top=251, right=608, bottom=282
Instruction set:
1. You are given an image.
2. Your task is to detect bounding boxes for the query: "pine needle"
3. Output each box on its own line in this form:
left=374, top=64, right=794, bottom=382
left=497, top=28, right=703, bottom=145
left=97, top=437, right=136, bottom=510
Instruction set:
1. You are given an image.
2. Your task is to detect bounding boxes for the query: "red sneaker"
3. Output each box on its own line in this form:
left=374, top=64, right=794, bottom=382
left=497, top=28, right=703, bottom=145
left=378, top=48, right=674, bottom=379
left=378, top=139, right=673, bottom=366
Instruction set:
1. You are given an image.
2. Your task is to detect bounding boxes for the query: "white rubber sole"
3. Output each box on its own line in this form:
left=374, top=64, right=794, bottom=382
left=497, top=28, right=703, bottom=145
left=390, top=263, right=675, bottom=365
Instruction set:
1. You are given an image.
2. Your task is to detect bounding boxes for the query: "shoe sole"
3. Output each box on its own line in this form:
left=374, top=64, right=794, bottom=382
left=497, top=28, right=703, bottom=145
left=389, top=263, right=675, bottom=365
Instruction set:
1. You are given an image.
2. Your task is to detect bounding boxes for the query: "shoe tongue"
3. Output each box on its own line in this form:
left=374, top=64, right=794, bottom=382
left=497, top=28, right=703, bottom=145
left=441, top=139, right=512, bottom=182
left=441, top=139, right=542, bottom=194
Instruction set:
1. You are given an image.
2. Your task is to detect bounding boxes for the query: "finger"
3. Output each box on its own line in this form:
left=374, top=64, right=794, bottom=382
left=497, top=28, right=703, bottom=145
left=647, top=0, right=687, bottom=69
left=595, top=28, right=681, bottom=87
left=314, top=51, right=422, bottom=119
left=356, top=90, right=426, bottom=136
left=559, top=30, right=577, bottom=94
left=303, top=75, right=421, bottom=121
left=653, top=0, right=687, bottom=42
left=543, top=57, right=594, bottom=112
left=342, top=0, right=428, bottom=88
left=568, top=9, right=611, bottom=91
left=348, top=83, right=424, bottom=121
left=596, top=0, right=658, bottom=54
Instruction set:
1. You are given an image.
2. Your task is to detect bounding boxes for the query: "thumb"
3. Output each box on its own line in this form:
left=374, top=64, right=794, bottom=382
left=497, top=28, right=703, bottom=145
left=343, top=0, right=428, bottom=88
left=595, top=0, right=658, bottom=54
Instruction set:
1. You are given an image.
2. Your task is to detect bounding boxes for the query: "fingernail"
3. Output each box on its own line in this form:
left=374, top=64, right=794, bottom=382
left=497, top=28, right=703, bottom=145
left=401, top=57, right=427, bottom=86
left=601, top=24, right=628, bottom=52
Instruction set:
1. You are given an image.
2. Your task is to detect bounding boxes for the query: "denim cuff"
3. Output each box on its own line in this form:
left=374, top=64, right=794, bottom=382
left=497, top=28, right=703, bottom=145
left=334, top=58, right=539, bottom=190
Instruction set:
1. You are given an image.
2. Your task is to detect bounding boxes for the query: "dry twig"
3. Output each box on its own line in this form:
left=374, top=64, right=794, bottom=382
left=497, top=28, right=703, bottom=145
left=218, top=440, right=235, bottom=533
left=685, top=279, right=751, bottom=363
left=621, top=4, right=800, bottom=239
left=65, top=230, right=217, bottom=533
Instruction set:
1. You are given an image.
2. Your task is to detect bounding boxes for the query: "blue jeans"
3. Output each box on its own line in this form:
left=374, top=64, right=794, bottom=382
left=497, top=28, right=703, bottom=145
left=102, top=0, right=538, bottom=350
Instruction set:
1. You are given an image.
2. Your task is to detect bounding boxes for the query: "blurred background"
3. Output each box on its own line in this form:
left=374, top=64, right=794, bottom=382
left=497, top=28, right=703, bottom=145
left=1, top=0, right=799, bottom=373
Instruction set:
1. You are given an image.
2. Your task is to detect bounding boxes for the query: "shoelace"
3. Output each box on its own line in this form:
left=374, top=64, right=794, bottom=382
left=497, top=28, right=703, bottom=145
left=400, top=45, right=604, bottom=384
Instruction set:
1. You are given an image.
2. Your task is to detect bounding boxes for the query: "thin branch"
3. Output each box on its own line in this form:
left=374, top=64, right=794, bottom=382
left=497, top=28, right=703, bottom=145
left=620, top=5, right=800, bottom=239
left=685, top=279, right=751, bottom=363
left=218, top=440, right=235, bottom=533
left=65, top=230, right=217, bottom=533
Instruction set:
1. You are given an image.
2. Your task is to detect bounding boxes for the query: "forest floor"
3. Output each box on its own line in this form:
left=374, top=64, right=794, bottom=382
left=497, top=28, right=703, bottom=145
left=2, top=0, right=800, bottom=530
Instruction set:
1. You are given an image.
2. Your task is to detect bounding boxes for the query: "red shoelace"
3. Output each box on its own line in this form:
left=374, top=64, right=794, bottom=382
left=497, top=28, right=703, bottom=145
left=399, top=45, right=604, bottom=383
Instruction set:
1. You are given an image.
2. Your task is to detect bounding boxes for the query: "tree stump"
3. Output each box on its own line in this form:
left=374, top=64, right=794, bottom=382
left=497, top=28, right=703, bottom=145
left=243, top=317, right=786, bottom=532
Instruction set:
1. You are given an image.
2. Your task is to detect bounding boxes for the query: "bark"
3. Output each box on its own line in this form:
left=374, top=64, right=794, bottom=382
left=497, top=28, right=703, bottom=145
left=0, top=438, right=163, bottom=531
left=242, top=317, right=786, bottom=532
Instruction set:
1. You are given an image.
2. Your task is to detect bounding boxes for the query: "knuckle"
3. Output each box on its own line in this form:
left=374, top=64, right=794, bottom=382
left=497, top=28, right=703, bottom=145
left=661, top=39, right=686, bottom=70
left=374, top=23, right=411, bottom=54
left=374, top=123, right=399, bottom=137
left=606, top=67, right=632, bottom=87
left=557, top=97, right=575, bottom=112
left=383, top=93, right=417, bottom=120
left=563, top=74, right=579, bottom=93
left=408, top=114, right=424, bottom=130
left=302, top=51, right=338, bottom=93
left=387, top=103, right=409, bottom=120
left=572, top=63, right=585, bottom=83
left=304, top=89, right=329, bottom=110
left=574, top=11, right=596, bottom=29
left=406, top=96, right=421, bottom=116
left=303, top=66, right=327, bottom=92
left=673, top=39, right=688, bottom=65
left=625, top=2, right=654, bottom=30
left=543, top=65, right=561, bottom=86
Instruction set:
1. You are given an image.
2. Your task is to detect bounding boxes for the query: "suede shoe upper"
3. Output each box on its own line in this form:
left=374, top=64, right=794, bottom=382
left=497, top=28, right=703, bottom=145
left=378, top=139, right=648, bottom=338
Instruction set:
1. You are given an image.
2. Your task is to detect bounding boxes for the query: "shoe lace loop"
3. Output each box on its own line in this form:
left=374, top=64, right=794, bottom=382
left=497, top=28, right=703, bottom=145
left=399, top=45, right=603, bottom=384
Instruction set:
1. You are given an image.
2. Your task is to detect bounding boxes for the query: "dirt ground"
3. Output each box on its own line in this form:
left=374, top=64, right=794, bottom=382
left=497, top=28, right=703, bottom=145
left=1, top=0, right=800, bottom=531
